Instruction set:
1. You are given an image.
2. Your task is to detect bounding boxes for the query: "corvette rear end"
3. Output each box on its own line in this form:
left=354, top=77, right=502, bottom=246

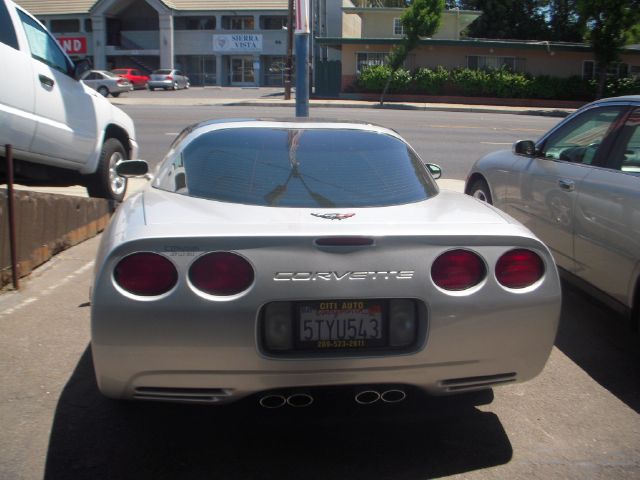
left=91, top=120, right=561, bottom=405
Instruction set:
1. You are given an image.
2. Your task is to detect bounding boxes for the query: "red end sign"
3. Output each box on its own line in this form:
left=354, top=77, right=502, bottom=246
left=57, top=36, right=87, bottom=54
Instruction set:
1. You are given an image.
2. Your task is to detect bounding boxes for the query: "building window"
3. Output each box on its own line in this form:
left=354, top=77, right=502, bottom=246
left=466, top=55, right=525, bottom=73
left=356, top=52, right=388, bottom=73
left=583, top=60, right=630, bottom=80
left=50, top=19, right=80, bottom=33
left=261, top=16, right=287, bottom=30
left=84, top=18, right=92, bottom=32
left=393, top=18, right=404, bottom=36
left=222, top=16, right=254, bottom=30
left=174, top=16, right=216, bottom=30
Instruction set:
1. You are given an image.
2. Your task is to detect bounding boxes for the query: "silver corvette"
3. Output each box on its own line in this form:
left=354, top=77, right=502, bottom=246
left=91, top=119, right=561, bottom=407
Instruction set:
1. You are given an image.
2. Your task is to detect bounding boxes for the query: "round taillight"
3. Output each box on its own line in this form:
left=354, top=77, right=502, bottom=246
left=114, top=252, right=178, bottom=296
left=189, top=252, right=254, bottom=296
left=496, top=249, right=544, bottom=289
left=431, top=249, right=486, bottom=291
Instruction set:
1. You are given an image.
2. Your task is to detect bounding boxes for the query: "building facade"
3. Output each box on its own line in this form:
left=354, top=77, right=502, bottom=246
left=16, top=0, right=295, bottom=86
left=320, top=1, right=640, bottom=91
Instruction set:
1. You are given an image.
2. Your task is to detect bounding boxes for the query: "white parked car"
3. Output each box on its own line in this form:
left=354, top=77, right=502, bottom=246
left=0, top=0, right=138, bottom=201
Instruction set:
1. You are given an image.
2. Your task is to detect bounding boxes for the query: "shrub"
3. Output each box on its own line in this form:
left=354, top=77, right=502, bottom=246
left=357, top=65, right=392, bottom=92
left=605, top=77, right=640, bottom=97
left=450, top=68, right=491, bottom=96
left=354, top=65, right=609, bottom=101
left=413, top=66, right=449, bottom=94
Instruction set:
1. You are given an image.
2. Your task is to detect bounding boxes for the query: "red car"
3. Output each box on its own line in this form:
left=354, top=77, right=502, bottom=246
left=111, top=68, right=149, bottom=89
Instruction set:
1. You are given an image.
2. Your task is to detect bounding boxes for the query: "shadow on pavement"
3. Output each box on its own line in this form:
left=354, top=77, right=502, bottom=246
left=44, top=348, right=512, bottom=480
left=555, top=281, right=640, bottom=413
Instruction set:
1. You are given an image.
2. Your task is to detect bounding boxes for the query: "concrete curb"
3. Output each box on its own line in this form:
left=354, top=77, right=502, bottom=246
left=111, top=97, right=574, bottom=118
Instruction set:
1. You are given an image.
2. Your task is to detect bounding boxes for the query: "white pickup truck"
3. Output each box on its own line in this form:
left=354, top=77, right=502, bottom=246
left=0, top=0, right=137, bottom=201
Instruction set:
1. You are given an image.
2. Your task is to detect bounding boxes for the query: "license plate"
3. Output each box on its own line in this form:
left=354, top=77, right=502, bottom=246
left=297, top=300, right=386, bottom=350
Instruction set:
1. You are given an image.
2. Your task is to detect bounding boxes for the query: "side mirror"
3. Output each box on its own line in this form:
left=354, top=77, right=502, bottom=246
left=116, top=160, right=149, bottom=177
left=425, top=163, right=442, bottom=180
left=74, top=58, right=92, bottom=80
left=513, top=140, right=536, bottom=156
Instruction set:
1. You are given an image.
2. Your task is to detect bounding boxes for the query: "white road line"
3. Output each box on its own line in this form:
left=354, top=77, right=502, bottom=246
left=165, top=132, right=179, bottom=136
left=0, top=297, right=38, bottom=317
left=480, top=142, right=512, bottom=145
left=5, top=261, right=95, bottom=304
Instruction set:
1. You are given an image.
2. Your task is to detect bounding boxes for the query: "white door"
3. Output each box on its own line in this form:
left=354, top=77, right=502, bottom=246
left=0, top=0, right=35, bottom=154
left=17, top=9, right=96, bottom=166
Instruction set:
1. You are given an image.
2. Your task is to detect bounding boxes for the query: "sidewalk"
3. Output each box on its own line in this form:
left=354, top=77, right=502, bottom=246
left=111, top=94, right=575, bottom=118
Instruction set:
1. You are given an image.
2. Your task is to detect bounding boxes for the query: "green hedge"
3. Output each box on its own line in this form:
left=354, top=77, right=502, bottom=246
left=356, top=66, right=640, bottom=101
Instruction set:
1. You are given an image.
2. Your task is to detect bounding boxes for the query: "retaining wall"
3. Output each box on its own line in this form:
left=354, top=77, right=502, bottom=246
left=0, top=189, right=112, bottom=288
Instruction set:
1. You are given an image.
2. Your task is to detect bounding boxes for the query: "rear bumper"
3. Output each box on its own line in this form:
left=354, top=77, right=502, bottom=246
left=92, top=295, right=560, bottom=403
left=148, top=80, right=174, bottom=89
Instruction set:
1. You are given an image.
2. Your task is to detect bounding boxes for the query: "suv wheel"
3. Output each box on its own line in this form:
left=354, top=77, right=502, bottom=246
left=97, top=86, right=109, bottom=97
left=86, top=138, right=128, bottom=201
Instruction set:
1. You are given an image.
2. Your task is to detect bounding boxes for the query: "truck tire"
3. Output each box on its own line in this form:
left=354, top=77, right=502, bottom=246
left=86, top=138, right=128, bottom=202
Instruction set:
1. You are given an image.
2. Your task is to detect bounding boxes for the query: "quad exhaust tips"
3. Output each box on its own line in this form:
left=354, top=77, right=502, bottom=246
left=259, top=393, right=314, bottom=408
left=259, top=388, right=406, bottom=408
left=355, top=389, right=407, bottom=405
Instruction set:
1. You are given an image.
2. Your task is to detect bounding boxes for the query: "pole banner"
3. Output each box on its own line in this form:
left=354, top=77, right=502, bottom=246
left=295, top=0, right=310, bottom=34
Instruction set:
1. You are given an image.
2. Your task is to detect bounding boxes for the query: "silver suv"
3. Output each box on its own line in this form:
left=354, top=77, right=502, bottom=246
left=0, top=0, right=138, bottom=201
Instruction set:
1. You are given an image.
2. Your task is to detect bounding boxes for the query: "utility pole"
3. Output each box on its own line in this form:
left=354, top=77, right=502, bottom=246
left=284, top=0, right=294, bottom=100
left=295, top=0, right=310, bottom=117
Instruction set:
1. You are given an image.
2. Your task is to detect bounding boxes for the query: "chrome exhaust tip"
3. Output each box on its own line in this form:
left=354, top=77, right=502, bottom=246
left=286, top=393, right=314, bottom=408
left=355, top=390, right=381, bottom=405
left=381, top=389, right=406, bottom=403
left=259, top=394, right=287, bottom=409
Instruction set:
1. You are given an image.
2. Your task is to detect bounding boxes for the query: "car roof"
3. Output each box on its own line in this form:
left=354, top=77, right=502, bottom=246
left=182, top=118, right=400, bottom=136
left=589, top=95, right=640, bottom=106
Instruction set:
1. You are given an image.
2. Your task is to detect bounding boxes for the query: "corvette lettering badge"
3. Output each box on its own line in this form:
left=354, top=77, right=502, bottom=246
left=311, top=213, right=355, bottom=220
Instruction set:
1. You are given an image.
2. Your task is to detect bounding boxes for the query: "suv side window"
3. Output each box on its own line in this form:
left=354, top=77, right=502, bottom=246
left=17, top=9, right=72, bottom=75
left=541, top=106, right=625, bottom=165
left=0, top=0, right=19, bottom=49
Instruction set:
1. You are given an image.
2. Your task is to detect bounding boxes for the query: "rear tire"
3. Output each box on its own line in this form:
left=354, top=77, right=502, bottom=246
left=97, top=86, right=109, bottom=97
left=469, top=178, right=493, bottom=204
left=111, top=92, right=120, bottom=98
left=86, top=138, right=128, bottom=202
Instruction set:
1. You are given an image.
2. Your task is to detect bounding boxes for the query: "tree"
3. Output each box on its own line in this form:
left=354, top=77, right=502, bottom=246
left=380, top=0, right=444, bottom=104
left=548, top=0, right=584, bottom=42
left=463, top=0, right=549, bottom=40
left=578, top=0, right=640, bottom=98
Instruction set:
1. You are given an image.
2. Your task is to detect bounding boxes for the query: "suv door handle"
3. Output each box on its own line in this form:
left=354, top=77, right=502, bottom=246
left=558, top=179, right=575, bottom=192
left=39, top=74, right=54, bottom=88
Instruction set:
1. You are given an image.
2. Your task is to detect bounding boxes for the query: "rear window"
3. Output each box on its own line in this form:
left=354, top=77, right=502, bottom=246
left=154, top=127, right=438, bottom=207
left=153, top=69, right=172, bottom=74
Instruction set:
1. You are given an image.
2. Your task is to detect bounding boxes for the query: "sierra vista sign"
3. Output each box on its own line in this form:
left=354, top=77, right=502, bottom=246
left=213, top=34, right=262, bottom=52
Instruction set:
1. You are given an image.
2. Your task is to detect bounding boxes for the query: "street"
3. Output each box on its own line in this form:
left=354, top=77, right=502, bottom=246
left=1, top=102, right=639, bottom=479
